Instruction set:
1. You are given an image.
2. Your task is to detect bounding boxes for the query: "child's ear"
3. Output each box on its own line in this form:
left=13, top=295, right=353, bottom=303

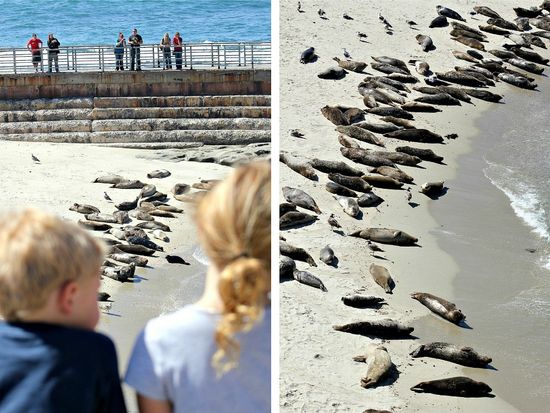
left=57, top=280, right=79, bottom=315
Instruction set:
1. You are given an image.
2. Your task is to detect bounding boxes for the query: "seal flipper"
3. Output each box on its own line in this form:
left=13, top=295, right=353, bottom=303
left=410, top=345, right=424, bottom=357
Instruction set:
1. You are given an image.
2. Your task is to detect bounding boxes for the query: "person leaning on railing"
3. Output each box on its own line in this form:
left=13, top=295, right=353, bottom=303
left=47, top=34, right=60, bottom=73
left=159, top=33, right=172, bottom=70
left=128, top=28, right=143, bottom=71
left=26, top=34, right=43, bottom=72
left=114, top=32, right=126, bottom=71
left=173, top=32, right=183, bottom=70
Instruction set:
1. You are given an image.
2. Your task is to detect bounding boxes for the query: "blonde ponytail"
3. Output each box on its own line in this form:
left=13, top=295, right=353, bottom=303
left=194, top=161, right=271, bottom=375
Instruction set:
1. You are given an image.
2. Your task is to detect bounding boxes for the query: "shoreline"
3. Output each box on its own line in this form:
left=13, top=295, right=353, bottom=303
left=279, top=0, right=548, bottom=411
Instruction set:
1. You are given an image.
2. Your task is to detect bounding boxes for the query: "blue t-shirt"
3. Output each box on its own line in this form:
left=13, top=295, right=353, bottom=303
left=0, top=322, right=127, bottom=413
left=125, top=304, right=271, bottom=413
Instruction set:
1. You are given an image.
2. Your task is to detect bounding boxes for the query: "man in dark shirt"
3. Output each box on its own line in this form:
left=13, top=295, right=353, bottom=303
left=128, top=28, right=143, bottom=71
left=47, top=33, right=60, bottom=73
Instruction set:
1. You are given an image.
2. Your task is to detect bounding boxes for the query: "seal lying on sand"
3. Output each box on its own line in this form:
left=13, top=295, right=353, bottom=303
left=319, top=245, right=336, bottom=265
left=333, top=57, right=367, bottom=72
left=280, top=240, right=316, bottom=266
left=411, top=377, right=494, bottom=397
left=353, top=344, right=393, bottom=388
left=333, top=318, right=414, bottom=338
left=279, top=256, right=296, bottom=280
left=396, top=146, right=444, bottom=163
left=384, top=129, right=443, bottom=143
left=70, top=203, right=100, bottom=214
left=337, top=125, right=385, bottom=147
left=416, top=34, right=435, bottom=52
left=350, top=227, right=418, bottom=245
left=293, top=269, right=327, bottom=291
left=369, top=263, right=395, bottom=294
left=311, top=158, right=363, bottom=176
left=321, top=105, right=348, bottom=126
left=282, top=186, right=321, bottom=214
left=326, top=182, right=358, bottom=197
left=357, top=192, right=384, bottom=207
left=280, top=211, right=318, bottom=230
left=300, top=47, right=317, bottom=63
left=411, top=292, right=465, bottom=324
left=328, top=172, right=373, bottom=192
left=147, top=169, right=171, bottom=179
left=335, top=195, right=360, bottom=217
left=341, top=147, right=396, bottom=168
left=280, top=152, right=318, bottom=180
left=318, top=67, right=346, bottom=80
left=410, top=342, right=492, bottom=368
left=341, top=295, right=385, bottom=308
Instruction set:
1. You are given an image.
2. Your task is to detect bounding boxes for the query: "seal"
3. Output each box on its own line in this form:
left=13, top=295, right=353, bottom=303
left=349, top=227, right=418, bottom=245
left=113, top=210, right=130, bottom=224
left=375, top=166, right=414, bottom=183
left=332, top=318, right=414, bottom=338
left=344, top=107, right=365, bottom=124
left=112, top=244, right=156, bottom=256
left=353, top=344, right=393, bottom=388
left=293, top=269, right=327, bottom=291
left=151, top=229, right=169, bottom=242
left=172, top=183, right=190, bottom=195
left=411, top=292, right=465, bottom=324
left=374, top=76, right=411, bottom=92
left=450, top=28, right=486, bottom=42
left=149, top=209, right=176, bottom=218
left=414, top=60, right=431, bottom=76
left=280, top=240, right=317, bottom=266
left=69, top=203, right=100, bottom=214
left=473, top=6, right=501, bottom=19
left=435, top=71, right=484, bottom=87
left=515, top=17, right=532, bottom=31
left=311, top=158, right=364, bottom=176
left=410, top=342, right=492, bottom=368
left=518, top=34, right=546, bottom=50
left=478, top=24, right=510, bottom=36
left=130, top=210, right=154, bottom=221
left=300, top=47, right=317, bottom=63
left=282, top=186, right=321, bottom=214
left=396, top=146, right=444, bottom=163
left=136, top=220, right=171, bottom=232
left=462, top=88, right=503, bottom=103
left=147, top=169, right=171, bottom=179
left=507, top=46, right=549, bottom=65
left=93, top=174, right=124, bottom=184
left=452, top=36, right=485, bottom=51
left=336, top=125, right=385, bottom=147
left=341, top=295, right=385, bottom=309
left=280, top=211, right=318, bottom=230
left=78, top=220, right=112, bottom=231
left=369, top=263, right=394, bottom=294
left=115, top=197, right=139, bottom=211
left=340, top=147, right=396, bottom=168
left=436, top=86, right=472, bottom=103
left=416, top=34, right=435, bottom=52
left=416, top=92, right=461, bottom=106
left=513, top=6, right=542, bottom=18
left=279, top=256, right=296, bottom=280
left=318, top=66, right=346, bottom=80
left=386, top=73, right=419, bottom=83
left=85, top=213, right=118, bottom=224
left=451, top=22, right=486, bottom=38
left=371, top=62, right=409, bottom=75
left=139, top=184, right=157, bottom=198
left=121, top=226, right=149, bottom=240
left=371, top=56, right=410, bottom=72
left=112, top=179, right=146, bottom=189
left=429, top=15, right=448, bottom=28
left=192, top=180, right=219, bottom=191
left=321, top=105, right=348, bottom=126
left=109, top=252, right=148, bottom=267
left=357, top=192, right=384, bottom=207
left=383, top=128, right=443, bottom=143
left=410, top=377, right=493, bottom=397
left=436, top=5, right=465, bottom=21
left=280, top=202, right=297, bottom=216
left=157, top=205, right=182, bottom=213
left=401, top=102, right=441, bottom=113
left=334, top=195, right=360, bottom=217
left=507, top=58, right=544, bottom=75
left=127, top=236, right=163, bottom=252
left=338, top=134, right=361, bottom=148
left=380, top=116, right=415, bottom=129
left=280, top=152, right=318, bottom=180
left=497, top=73, right=535, bottom=90
left=319, top=245, right=336, bottom=265
left=325, top=182, right=358, bottom=197
left=367, top=106, right=414, bottom=120
left=487, top=17, right=520, bottom=31
left=353, top=119, right=402, bottom=134
left=328, top=172, right=373, bottom=193
left=362, top=174, right=403, bottom=189
left=333, top=57, right=367, bottom=72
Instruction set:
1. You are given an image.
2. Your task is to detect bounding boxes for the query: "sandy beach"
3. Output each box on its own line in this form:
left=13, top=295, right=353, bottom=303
left=279, top=0, right=548, bottom=411
left=0, top=141, right=237, bottom=411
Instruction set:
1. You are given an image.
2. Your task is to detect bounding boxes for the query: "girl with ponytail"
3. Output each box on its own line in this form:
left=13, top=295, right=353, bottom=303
left=125, top=161, right=271, bottom=413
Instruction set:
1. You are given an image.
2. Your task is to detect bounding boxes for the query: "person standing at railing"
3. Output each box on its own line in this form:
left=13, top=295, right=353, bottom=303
left=128, top=28, right=143, bottom=71
left=160, top=33, right=172, bottom=70
left=26, top=34, right=43, bottom=72
left=114, top=32, right=126, bottom=71
left=173, top=32, right=183, bottom=70
left=47, top=33, right=60, bottom=73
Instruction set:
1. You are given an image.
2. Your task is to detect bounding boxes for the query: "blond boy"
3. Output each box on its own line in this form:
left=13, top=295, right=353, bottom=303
left=0, top=209, right=127, bottom=413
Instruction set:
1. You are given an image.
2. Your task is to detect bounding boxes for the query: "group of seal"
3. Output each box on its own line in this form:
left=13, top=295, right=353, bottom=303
left=283, top=0, right=550, bottom=409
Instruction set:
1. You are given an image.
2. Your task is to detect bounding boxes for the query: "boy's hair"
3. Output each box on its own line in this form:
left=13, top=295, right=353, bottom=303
left=194, top=161, right=271, bottom=375
left=0, top=209, right=105, bottom=321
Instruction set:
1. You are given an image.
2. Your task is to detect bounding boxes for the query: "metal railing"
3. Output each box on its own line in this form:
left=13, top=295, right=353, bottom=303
left=0, top=42, right=270, bottom=74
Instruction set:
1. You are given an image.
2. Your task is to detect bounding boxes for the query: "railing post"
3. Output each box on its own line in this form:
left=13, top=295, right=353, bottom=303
left=40, top=49, right=44, bottom=72
left=238, top=43, right=241, bottom=67
left=251, top=44, right=254, bottom=69
left=74, top=48, right=78, bottom=72
left=66, top=47, right=69, bottom=71
left=98, top=48, right=101, bottom=70
left=223, top=46, right=227, bottom=69
left=189, top=46, right=193, bottom=69
left=243, top=44, right=247, bottom=67
left=210, top=44, right=214, bottom=67
left=217, top=45, right=220, bottom=69
left=183, top=44, right=187, bottom=68
left=12, top=50, right=17, bottom=74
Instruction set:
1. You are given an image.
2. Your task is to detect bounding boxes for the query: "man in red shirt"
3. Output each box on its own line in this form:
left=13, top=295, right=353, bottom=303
left=26, top=34, right=43, bottom=72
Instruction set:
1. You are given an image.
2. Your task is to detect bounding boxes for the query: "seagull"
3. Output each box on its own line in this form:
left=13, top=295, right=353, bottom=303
left=357, top=32, right=368, bottom=41
left=343, top=48, right=351, bottom=59
left=343, top=13, right=353, bottom=20
left=367, top=240, right=384, bottom=256
left=31, top=154, right=40, bottom=163
left=104, top=192, right=113, bottom=202
left=318, top=8, right=326, bottom=18
left=407, top=20, right=417, bottom=26
left=328, top=214, right=341, bottom=231
left=290, top=129, right=305, bottom=138
left=297, top=1, right=303, bottom=12
left=405, top=187, right=412, bottom=203
left=378, top=13, right=392, bottom=28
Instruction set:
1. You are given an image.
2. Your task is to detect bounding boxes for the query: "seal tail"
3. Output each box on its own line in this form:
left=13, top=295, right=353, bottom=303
left=410, top=345, right=424, bottom=357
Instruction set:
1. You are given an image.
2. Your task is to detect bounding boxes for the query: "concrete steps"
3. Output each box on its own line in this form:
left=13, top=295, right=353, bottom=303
left=0, top=94, right=271, bottom=144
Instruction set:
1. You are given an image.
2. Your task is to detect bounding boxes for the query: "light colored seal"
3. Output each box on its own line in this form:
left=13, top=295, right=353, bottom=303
left=353, top=344, right=393, bottom=388
left=369, top=263, right=394, bottom=294
left=410, top=342, right=492, bottom=368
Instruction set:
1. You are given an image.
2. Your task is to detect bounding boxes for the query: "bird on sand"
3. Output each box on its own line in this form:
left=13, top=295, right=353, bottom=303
left=343, top=48, right=351, bottom=59
left=31, top=154, right=40, bottom=163
left=297, top=1, right=303, bottom=12
left=407, top=20, right=417, bottom=26
left=343, top=13, right=353, bottom=20
left=405, top=187, right=412, bottom=203
left=367, top=240, right=384, bottom=256
left=357, top=32, right=368, bottom=41
left=318, top=9, right=326, bottom=18
left=290, top=129, right=305, bottom=138
left=328, top=214, right=341, bottom=231
left=104, top=192, right=113, bottom=202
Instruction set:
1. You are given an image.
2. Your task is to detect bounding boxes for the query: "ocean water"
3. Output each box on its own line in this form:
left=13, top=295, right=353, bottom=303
left=0, top=0, right=270, bottom=47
